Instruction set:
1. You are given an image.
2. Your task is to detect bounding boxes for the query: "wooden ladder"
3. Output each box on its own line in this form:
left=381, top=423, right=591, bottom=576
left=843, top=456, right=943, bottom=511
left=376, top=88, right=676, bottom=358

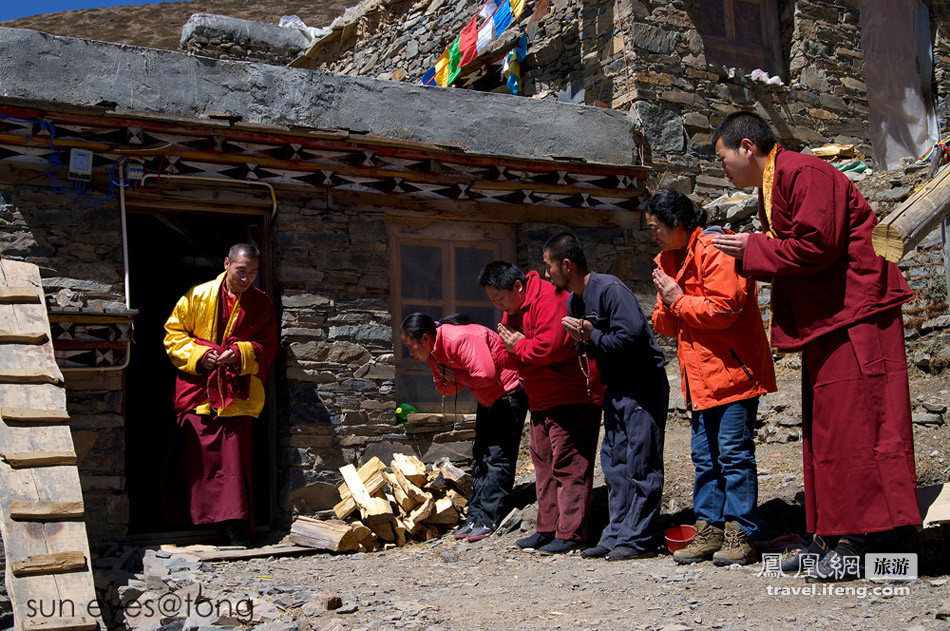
left=0, top=259, right=100, bottom=631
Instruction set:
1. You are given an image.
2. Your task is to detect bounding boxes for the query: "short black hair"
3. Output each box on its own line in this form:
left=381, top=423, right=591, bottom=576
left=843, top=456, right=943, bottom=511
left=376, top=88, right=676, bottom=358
left=400, top=312, right=473, bottom=340
left=228, top=243, right=260, bottom=260
left=712, top=111, right=777, bottom=153
left=543, top=232, right=588, bottom=271
left=642, top=189, right=708, bottom=233
left=477, top=260, right=527, bottom=290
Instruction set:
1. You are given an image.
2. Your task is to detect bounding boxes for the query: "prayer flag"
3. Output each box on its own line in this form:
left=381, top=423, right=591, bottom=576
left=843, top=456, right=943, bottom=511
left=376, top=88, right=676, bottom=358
left=478, top=0, right=501, bottom=20
left=476, top=18, right=495, bottom=53
left=434, top=49, right=451, bottom=87
left=420, top=66, right=436, bottom=86
left=509, top=0, right=525, bottom=19
left=492, top=0, right=513, bottom=33
left=458, top=14, right=479, bottom=67
left=447, top=35, right=463, bottom=85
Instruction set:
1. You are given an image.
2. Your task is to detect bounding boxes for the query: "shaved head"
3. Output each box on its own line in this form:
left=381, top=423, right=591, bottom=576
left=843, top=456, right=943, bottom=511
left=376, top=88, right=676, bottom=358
left=228, top=243, right=260, bottom=261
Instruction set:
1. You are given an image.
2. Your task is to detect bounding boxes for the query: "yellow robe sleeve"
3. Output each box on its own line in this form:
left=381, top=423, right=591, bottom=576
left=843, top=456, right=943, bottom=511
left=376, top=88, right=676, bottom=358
left=235, top=340, right=259, bottom=376
left=164, top=275, right=222, bottom=375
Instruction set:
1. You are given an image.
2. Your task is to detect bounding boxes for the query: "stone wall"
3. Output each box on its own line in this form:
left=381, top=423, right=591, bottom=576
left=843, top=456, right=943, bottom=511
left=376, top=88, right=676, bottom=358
left=180, top=13, right=312, bottom=65
left=0, top=184, right=128, bottom=539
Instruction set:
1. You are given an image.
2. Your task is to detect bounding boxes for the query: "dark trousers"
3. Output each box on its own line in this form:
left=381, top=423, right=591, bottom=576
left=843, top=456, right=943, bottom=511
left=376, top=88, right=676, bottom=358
left=467, top=388, right=529, bottom=528
left=597, top=374, right=668, bottom=551
left=531, top=403, right=602, bottom=541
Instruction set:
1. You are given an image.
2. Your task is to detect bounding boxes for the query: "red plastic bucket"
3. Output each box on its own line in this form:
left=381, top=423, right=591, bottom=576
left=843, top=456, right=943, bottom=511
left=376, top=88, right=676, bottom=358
left=665, top=525, right=697, bottom=554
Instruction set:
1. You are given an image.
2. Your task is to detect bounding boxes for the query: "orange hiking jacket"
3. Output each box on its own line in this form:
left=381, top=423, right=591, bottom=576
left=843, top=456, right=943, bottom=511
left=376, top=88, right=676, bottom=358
left=652, top=227, right=776, bottom=412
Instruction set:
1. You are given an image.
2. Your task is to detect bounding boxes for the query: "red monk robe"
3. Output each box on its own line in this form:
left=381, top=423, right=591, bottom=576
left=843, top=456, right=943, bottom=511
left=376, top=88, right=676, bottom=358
left=740, top=145, right=920, bottom=536
left=163, top=272, right=278, bottom=528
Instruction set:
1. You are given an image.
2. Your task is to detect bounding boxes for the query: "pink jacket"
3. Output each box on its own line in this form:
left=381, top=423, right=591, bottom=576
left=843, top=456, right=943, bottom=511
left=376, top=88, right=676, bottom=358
left=428, top=323, right=521, bottom=407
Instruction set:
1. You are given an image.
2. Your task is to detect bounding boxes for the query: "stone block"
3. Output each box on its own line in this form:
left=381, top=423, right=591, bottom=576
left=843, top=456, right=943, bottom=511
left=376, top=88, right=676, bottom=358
left=635, top=101, right=684, bottom=153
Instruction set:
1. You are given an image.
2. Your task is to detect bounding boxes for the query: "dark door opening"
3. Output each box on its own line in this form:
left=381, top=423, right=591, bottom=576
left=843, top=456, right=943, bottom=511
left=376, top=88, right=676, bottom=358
left=124, top=209, right=273, bottom=535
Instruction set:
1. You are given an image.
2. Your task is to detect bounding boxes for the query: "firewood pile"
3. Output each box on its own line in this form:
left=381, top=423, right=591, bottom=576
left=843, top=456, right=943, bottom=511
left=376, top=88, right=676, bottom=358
left=289, top=454, right=472, bottom=553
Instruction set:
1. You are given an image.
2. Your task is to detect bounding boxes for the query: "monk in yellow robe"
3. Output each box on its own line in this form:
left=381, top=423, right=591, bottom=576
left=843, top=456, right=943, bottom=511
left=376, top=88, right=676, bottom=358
left=163, top=243, right=278, bottom=545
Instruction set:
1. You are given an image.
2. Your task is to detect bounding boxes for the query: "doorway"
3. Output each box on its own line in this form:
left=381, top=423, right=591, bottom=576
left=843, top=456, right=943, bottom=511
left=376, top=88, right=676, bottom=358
left=124, top=209, right=273, bottom=534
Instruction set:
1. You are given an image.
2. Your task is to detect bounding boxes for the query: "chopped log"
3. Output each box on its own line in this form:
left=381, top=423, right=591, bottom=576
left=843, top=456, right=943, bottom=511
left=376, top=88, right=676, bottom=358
left=417, top=524, right=440, bottom=541
left=434, top=457, right=473, bottom=497
left=391, top=453, right=427, bottom=486
left=339, top=464, right=393, bottom=525
left=349, top=521, right=375, bottom=545
left=11, top=551, right=86, bottom=576
left=10, top=501, right=84, bottom=520
left=369, top=520, right=395, bottom=542
left=0, top=406, right=70, bottom=422
left=333, top=458, right=388, bottom=520
left=384, top=472, right=417, bottom=513
left=288, top=516, right=360, bottom=552
left=394, top=521, right=407, bottom=546
left=872, top=161, right=950, bottom=262
left=387, top=469, right=429, bottom=509
left=446, top=489, right=468, bottom=510
left=425, top=497, right=460, bottom=525
left=22, top=616, right=99, bottom=631
left=0, top=286, right=40, bottom=303
left=1, top=451, right=77, bottom=467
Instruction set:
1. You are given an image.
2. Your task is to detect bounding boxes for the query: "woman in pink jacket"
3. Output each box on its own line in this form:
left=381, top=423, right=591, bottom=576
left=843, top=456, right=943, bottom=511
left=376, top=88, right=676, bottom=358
left=401, top=313, right=528, bottom=542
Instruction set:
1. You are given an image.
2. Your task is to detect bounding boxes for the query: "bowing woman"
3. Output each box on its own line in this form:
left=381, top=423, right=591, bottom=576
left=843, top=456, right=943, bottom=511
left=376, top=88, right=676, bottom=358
left=400, top=313, right=528, bottom=542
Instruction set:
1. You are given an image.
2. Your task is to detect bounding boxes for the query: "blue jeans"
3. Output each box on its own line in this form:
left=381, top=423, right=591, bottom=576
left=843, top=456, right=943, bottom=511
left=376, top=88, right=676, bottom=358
left=691, top=397, right=759, bottom=538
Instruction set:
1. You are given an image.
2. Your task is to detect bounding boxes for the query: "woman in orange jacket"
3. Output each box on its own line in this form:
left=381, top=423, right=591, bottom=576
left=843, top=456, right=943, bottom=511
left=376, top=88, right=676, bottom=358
left=646, top=189, right=776, bottom=566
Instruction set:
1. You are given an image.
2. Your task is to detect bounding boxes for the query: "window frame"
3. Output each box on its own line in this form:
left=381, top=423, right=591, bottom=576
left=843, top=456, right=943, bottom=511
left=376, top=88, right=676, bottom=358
left=697, top=0, right=785, bottom=82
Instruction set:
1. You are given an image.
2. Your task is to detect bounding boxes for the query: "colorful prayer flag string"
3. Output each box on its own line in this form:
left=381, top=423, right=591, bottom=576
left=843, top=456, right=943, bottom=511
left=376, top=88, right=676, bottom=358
left=921, top=135, right=950, bottom=164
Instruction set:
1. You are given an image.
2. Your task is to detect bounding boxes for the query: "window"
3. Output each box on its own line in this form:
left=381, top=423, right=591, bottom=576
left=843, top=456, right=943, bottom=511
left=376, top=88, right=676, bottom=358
left=696, top=0, right=783, bottom=80
left=389, top=220, right=516, bottom=412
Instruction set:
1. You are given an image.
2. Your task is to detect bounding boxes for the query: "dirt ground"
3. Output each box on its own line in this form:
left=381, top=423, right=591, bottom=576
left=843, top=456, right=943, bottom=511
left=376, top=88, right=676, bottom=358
left=164, top=369, right=950, bottom=631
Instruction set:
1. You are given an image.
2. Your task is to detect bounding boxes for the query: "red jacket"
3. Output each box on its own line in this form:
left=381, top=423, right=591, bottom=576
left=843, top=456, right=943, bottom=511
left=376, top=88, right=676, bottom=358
left=428, top=323, right=521, bottom=408
left=494, top=271, right=602, bottom=410
left=653, top=227, right=776, bottom=412
left=741, top=145, right=913, bottom=349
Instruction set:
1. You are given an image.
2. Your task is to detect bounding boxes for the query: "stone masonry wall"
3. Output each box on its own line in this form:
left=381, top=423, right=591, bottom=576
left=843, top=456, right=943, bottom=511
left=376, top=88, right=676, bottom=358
left=0, top=185, right=128, bottom=540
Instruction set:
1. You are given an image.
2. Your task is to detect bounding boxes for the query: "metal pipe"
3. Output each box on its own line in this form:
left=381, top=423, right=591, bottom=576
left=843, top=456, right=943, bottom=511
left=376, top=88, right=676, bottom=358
left=138, top=174, right=278, bottom=219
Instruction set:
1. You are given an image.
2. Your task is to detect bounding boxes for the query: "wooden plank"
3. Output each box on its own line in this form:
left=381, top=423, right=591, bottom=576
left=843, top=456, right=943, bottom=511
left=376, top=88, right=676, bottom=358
left=10, top=551, right=87, bottom=576
left=10, top=501, right=84, bottom=520
left=0, top=407, right=70, bottom=422
left=872, top=161, right=950, bottom=261
left=0, top=330, right=47, bottom=343
left=0, top=287, right=41, bottom=303
left=0, top=261, right=50, bottom=344
left=22, top=616, right=98, bottom=631
left=1, top=452, right=78, bottom=467
left=0, top=366, right=62, bottom=384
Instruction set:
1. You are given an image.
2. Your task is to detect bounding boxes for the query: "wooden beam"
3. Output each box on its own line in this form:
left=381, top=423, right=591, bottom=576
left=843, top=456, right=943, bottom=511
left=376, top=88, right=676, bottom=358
left=0, top=367, right=63, bottom=384
left=873, top=162, right=950, bottom=261
left=22, top=616, right=99, bottom=631
left=0, top=451, right=78, bottom=467
left=0, top=286, right=41, bottom=303
left=0, top=330, right=48, bottom=343
left=0, top=407, right=70, bottom=422
left=10, top=501, right=84, bottom=520
left=10, top=551, right=87, bottom=576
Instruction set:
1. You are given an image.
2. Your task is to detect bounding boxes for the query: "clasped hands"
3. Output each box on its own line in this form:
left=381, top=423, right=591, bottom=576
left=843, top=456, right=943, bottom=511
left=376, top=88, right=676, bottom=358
left=201, top=347, right=239, bottom=371
left=560, top=316, right=592, bottom=342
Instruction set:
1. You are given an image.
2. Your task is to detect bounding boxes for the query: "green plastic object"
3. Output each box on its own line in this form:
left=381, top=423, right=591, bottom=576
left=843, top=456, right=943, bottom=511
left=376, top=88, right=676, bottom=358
left=395, top=403, right=418, bottom=423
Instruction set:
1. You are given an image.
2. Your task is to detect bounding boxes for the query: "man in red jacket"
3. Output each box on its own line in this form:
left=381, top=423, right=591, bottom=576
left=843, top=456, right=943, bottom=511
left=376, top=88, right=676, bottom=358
left=479, top=261, right=603, bottom=555
left=711, top=111, right=920, bottom=581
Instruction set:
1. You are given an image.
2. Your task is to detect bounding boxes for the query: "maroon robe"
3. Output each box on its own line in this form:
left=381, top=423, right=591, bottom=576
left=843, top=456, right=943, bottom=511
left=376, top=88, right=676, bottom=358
left=741, top=145, right=920, bottom=535
left=165, top=282, right=277, bottom=528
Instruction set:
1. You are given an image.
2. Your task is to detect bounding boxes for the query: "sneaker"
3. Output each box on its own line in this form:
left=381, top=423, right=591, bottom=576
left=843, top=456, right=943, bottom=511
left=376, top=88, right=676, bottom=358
left=537, top=538, right=584, bottom=555
left=804, top=539, right=864, bottom=583
left=516, top=531, right=554, bottom=550
left=453, top=522, right=475, bottom=540
left=779, top=534, right=829, bottom=574
left=672, top=520, right=723, bottom=564
left=712, top=522, right=756, bottom=566
left=581, top=545, right=611, bottom=559
left=606, top=545, right=657, bottom=561
left=466, top=525, right=494, bottom=542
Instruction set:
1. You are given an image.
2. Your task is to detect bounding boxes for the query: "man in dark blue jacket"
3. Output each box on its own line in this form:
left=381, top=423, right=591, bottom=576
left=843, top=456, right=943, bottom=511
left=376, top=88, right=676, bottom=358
left=543, top=232, right=668, bottom=561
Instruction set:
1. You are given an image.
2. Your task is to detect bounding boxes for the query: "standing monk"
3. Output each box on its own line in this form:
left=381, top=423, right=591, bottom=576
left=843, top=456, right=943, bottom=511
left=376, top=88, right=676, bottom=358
left=545, top=232, right=669, bottom=561
left=164, top=243, right=278, bottom=546
left=710, top=112, right=920, bottom=581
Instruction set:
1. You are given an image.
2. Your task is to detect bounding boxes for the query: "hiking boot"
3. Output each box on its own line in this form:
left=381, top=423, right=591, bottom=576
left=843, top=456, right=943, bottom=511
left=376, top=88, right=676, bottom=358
left=779, top=534, right=830, bottom=575
left=537, top=538, right=584, bottom=555
left=672, top=520, right=723, bottom=564
left=516, top=531, right=554, bottom=550
left=804, top=538, right=864, bottom=583
left=712, top=522, right=756, bottom=566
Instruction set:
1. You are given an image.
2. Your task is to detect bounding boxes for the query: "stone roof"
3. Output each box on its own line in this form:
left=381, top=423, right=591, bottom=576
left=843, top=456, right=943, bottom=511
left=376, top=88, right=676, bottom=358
left=0, top=27, right=644, bottom=167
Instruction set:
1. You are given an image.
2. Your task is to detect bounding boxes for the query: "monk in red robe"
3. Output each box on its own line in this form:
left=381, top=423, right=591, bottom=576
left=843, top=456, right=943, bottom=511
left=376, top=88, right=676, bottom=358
left=163, top=243, right=278, bottom=545
left=710, top=112, right=919, bottom=582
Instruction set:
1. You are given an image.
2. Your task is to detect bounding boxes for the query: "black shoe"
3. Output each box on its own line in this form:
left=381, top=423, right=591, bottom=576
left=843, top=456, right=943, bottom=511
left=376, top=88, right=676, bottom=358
left=224, top=520, right=250, bottom=547
left=581, top=545, right=611, bottom=559
left=466, top=525, right=494, bottom=542
left=453, top=522, right=475, bottom=540
left=804, top=539, right=864, bottom=583
left=606, top=545, right=657, bottom=561
left=538, top=538, right=584, bottom=555
left=780, top=534, right=829, bottom=574
left=516, top=531, right=554, bottom=550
